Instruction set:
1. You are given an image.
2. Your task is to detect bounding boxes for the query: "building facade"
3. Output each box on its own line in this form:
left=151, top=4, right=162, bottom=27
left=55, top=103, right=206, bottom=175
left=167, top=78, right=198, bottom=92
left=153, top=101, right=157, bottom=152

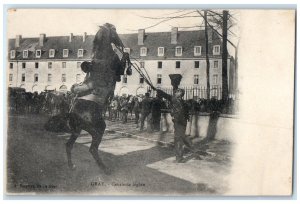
left=7, top=28, right=234, bottom=99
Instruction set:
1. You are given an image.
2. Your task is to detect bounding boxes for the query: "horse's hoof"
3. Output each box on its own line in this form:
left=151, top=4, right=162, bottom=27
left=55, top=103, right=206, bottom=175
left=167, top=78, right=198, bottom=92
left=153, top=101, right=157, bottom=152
left=68, top=164, right=76, bottom=170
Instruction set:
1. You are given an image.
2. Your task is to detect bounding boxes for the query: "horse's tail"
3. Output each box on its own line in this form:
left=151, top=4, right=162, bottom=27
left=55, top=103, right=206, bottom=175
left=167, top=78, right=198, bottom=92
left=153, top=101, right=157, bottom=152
left=44, top=112, right=72, bottom=133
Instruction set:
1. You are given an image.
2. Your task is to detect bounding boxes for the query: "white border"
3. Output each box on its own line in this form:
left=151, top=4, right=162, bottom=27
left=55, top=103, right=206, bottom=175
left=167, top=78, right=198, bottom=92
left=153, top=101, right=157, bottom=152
left=1, top=1, right=298, bottom=204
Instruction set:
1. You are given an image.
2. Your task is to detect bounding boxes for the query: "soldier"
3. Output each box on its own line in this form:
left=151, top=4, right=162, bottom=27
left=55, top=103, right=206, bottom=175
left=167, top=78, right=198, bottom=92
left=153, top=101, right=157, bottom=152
left=132, top=97, right=141, bottom=127
left=151, top=94, right=163, bottom=132
left=70, top=23, right=128, bottom=100
left=110, top=97, right=119, bottom=122
left=140, top=92, right=152, bottom=131
left=120, top=96, right=129, bottom=124
left=156, top=88, right=194, bottom=163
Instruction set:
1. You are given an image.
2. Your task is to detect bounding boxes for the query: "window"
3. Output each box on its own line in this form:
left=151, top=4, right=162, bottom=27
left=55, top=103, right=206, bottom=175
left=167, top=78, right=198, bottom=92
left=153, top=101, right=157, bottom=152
left=10, top=50, right=15, bottom=59
left=139, top=76, right=144, bottom=84
left=213, top=60, right=219, bottom=68
left=175, top=46, right=182, bottom=56
left=36, top=49, right=41, bottom=58
left=158, top=47, right=164, bottom=56
left=48, top=74, right=52, bottom=82
left=22, top=62, right=26, bottom=69
left=48, top=62, right=52, bottom=69
left=78, top=49, right=83, bottom=57
left=157, top=74, right=162, bottom=84
left=211, top=85, right=219, bottom=98
left=77, top=62, right=81, bottom=68
left=158, top=61, right=162, bottom=69
left=123, top=76, right=127, bottom=84
left=21, top=73, right=25, bottom=82
left=140, top=47, right=147, bottom=56
left=124, top=48, right=130, bottom=54
left=176, top=61, right=181, bottom=68
left=63, top=49, right=69, bottom=58
left=213, top=74, right=218, bottom=84
left=62, top=62, right=66, bottom=68
left=194, top=61, right=200, bottom=68
left=23, top=50, right=28, bottom=58
left=9, top=74, right=13, bottom=82
left=213, top=45, right=220, bottom=55
left=194, top=46, right=202, bottom=56
left=62, top=74, right=66, bottom=82
left=34, top=74, right=38, bottom=82
left=140, top=61, right=145, bottom=68
left=194, top=75, right=199, bottom=85
left=49, top=49, right=55, bottom=58
left=35, top=62, right=39, bottom=69
left=10, top=63, right=13, bottom=69
left=76, top=74, right=81, bottom=83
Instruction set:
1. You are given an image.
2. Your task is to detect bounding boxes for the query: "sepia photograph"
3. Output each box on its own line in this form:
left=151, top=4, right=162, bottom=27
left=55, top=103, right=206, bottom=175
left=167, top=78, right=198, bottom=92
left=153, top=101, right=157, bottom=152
left=4, top=7, right=295, bottom=196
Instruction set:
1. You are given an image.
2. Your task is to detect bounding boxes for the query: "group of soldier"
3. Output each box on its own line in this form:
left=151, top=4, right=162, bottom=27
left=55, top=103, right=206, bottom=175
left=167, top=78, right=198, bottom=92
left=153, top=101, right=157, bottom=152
left=107, top=92, right=167, bottom=132
left=8, top=89, right=70, bottom=115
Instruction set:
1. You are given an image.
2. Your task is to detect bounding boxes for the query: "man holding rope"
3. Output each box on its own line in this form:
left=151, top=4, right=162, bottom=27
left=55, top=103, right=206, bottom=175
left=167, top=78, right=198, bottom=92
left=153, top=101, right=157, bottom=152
left=156, top=87, right=194, bottom=163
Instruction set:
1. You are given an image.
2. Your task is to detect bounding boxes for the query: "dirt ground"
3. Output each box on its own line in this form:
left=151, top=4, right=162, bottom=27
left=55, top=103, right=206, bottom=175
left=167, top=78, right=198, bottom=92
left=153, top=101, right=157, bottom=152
left=5, top=113, right=232, bottom=196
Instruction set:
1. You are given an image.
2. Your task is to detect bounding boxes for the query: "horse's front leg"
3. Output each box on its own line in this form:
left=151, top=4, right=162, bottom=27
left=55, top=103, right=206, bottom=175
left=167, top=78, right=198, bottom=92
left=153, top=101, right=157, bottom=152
left=66, top=130, right=80, bottom=169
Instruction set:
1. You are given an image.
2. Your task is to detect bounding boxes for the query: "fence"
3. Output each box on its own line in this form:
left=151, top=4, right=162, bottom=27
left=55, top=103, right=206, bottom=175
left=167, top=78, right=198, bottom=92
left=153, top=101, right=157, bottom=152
left=147, top=86, right=223, bottom=100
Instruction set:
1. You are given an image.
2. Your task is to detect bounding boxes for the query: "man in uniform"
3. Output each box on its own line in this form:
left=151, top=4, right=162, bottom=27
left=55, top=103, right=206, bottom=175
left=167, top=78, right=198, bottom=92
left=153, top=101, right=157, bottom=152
left=156, top=88, right=194, bottom=163
left=151, top=94, right=163, bottom=132
left=70, top=23, right=128, bottom=103
left=140, top=92, right=152, bottom=131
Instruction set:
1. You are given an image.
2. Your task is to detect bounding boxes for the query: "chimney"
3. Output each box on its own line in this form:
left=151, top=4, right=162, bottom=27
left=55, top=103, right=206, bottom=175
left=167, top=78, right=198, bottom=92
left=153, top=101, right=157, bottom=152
left=171, top=27, right=178, bottom=44
left=39, top=33, right=46, bottom=46
left=138, top=29, right=145, bottom=45
left=83, top=32, right=87, bottom=42
left=15, top=35, right=22, bottom=48
left=69, top=33, right=73, bottom=42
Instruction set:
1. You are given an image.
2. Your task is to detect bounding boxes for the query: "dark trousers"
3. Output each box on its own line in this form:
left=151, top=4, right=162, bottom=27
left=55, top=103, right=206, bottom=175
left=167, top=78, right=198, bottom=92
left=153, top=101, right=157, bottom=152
left=152, top=113, right=161, bottom=131
left=173, top=122, right=193, bottom=160
left=110, top=109, right=117, bottom=121
left=140, top=111, right=150, bottom=130
left=134, top=110, right=140, bottom=124
left=121, top=110, right=128, bottom=123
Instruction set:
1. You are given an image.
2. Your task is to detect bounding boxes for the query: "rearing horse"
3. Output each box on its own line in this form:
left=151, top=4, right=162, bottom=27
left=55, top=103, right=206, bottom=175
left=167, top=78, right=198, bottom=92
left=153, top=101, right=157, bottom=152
left=47, top=23, right=129, bottom=174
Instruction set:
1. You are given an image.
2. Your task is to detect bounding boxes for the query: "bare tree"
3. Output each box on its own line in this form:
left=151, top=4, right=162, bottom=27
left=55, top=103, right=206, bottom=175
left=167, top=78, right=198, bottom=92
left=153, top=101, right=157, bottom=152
left=203, top=10, right=211, bottom=99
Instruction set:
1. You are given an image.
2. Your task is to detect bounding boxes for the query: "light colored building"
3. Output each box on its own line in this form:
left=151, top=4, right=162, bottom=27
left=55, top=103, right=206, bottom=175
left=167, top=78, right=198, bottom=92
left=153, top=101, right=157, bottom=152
left=7, top=28, right=234, bottom=99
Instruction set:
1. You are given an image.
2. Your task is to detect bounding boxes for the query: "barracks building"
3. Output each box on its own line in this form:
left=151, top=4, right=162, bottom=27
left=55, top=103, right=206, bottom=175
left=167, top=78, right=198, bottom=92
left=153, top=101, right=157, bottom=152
left=7, top=28, right=235, bottom=99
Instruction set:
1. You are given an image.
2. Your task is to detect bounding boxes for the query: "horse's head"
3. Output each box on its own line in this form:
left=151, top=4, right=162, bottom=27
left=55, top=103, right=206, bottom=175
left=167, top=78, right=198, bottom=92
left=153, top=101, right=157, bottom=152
left=94, top=23, right=124, bottom=50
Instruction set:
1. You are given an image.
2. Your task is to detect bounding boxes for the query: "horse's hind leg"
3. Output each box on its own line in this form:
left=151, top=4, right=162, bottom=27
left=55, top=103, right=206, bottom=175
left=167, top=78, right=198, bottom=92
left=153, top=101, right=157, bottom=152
left=66, top=130, right=80, bottom=169
left=89, top=120, right=111, bottom=174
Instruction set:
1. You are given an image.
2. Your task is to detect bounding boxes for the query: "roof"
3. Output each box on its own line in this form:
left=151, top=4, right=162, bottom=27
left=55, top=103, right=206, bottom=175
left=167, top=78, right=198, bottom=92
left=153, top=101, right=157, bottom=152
left=8, top=29, right=223, bottom=61
left=8, top=35, right=94, bottom=60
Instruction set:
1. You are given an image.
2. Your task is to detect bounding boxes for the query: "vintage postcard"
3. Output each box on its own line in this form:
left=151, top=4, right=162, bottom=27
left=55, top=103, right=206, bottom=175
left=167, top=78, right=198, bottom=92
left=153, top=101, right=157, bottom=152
left=4, top=8, right=295, bottom=196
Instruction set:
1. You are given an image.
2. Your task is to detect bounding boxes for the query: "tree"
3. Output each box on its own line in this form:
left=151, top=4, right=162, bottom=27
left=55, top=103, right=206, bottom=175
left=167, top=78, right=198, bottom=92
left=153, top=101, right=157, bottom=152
left=222, top=10, right=229, bottom=103
left=204, top=10, right=210, bottom=99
